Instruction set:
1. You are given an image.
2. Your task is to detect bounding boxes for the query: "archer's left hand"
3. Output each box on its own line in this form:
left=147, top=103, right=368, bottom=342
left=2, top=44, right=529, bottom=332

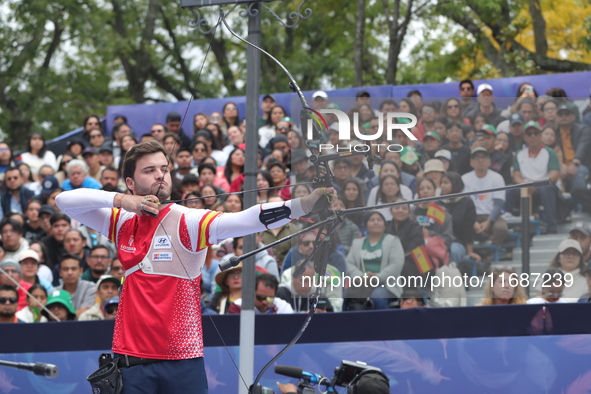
left=301, top=187, right=335, bottom=214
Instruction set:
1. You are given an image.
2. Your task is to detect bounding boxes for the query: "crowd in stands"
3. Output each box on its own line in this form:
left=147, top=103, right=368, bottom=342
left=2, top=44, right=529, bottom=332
left=2, top=79, right=591, bottom=323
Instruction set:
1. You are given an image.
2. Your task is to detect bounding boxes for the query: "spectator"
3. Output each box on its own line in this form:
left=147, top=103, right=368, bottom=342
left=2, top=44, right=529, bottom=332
left=504, top=113, right=526, bottom=154
left=472, top=124, right=512, bottom=184
left=23, top=200, right=46, bottom=244
left=223, top=126, right=245, bottom=156
left=18, top=163, right=39, bottom=195
left=259, top=94, right=276, bottom=127
left=267, top=161, right=290, bottom=200
left=527, top=268, right=568, bottom=304
left=41, top=213, right=71, bottom=270
left=55, top=253, right=97, bottom=317
left=98, top=144, right=115, bottom=168
left=61, top=159, right=102, bottom=190
left=15, top=284, right=48, bottom=323
left=19, top=132, right=57, bottom=176
left=462, top=147, right=508, bottom=245
left=329, top=197, right=361, bottom=255
left=278, top=263, right=343, bottom=312
left=505, top=121, right=561, bottom=233
left=228, top=273, right=294, bottom=314
left=443, top=98, right=469, bottom=125
left=434, top=150, right=453, bottom=172
left=79, top=275, right=120, bottom=321
left=100, top=167, right=124, bottom=193
left=547, top=239, right=587, bottom=301
left=103, top=297, right=119, bottom=319
left=282, top=230, right=346, bottom=275
left=109, top=258, right=124, bottom=281
left=497, top=98, right=537, bottom=134
left=413, top=178, right=453, bottom=266
left=459, top=79, right=476, bottom=113
left=423, top=159, right=445, bottom=194
left=1, top=218, right=29, bottom=260
left=0, top=284, right=21, bottom=323
left=88, top=128, right=107, bottom=149
left=1, top=166, right=35, bottom=218
left=346, top=211, right=404, bottom=309
left=81, top=115, right=101, bottom=141
left=42, top=289, right=77, bottom=321
left=569, top=222, right=591, bottom=266
left=82, top=245, right=112, bottom=283
left=495, top=130, right=510, bottom=155
left=0, top=259, right=32, bottom=311
left=541, top=127, right=565, bottom=180
left=110, top=122, right=132, bottom=160
left=150, top=123, right=167, bottom=144
left=29, top=241, right=53, bottom=284
left=194, top=129, right=228, bottom=166
left=0, top=142, right=16, bottom=176
left=373, top=175, right=403, bottom=221
left=165, top=112, right=191, bottom=149
left=441, top=121, right=471, bottom=175
left=540, top=99, right=559, bottom=129
left=82, top=147, right=105, bottom=183
left=259, top=105, right=287, bottom=149
left=477, top=266, right=527, bottom=305
left=388, top=199, right=427, bottom=279
left=399, top=288, right=427, bottom=309
left=223, top=148, right=245, bottom=186
left=210, top=264, right=243, bottom=315
left=312, top=91, right=329, bottom=111
left=221, top=102, right=241, bottom=134
left=63, top=229, right=89, bottom=265
left=18, top=250, right=52, bottom=292
left=464, top=84, right=506, bottom=127
left=422, top=132, right=442, bottom=161
left=339, top=177, right=367, bottom=226
left=440, top=172, right=480, bottom=265
left=116, top=134, right=140, bottom=168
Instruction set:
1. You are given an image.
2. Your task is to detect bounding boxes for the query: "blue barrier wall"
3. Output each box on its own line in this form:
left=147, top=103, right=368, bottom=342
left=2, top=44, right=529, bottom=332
left=104, top=71, right=591, bottom=137
left=1, top=304, right=591, bottom=393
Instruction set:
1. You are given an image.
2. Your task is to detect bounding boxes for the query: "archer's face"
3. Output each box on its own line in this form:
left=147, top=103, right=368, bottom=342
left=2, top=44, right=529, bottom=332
left=126, top=152, right=173, bottom=201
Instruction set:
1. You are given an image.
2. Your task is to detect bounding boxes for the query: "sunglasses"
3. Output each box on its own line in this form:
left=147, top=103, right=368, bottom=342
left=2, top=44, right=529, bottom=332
left=105, top=305, right=118, bottom=315
left=447, top=104, right=460, bottom=109
left=255, top=294, right=275, bottom=303
left=525, top=131, right=541, bottom=136
left=0, top=297, right=17, bottom=304
left=225, top=106, right=237, bottom=111
left=300, top=240, right=314, bottom=247
left=276, top=127, right=290, bottom=132
left=90, top=134, right=103, bottom=138
left=61, top=160, right=71, bottom=166
left=227, top=271, right=242, bottom=278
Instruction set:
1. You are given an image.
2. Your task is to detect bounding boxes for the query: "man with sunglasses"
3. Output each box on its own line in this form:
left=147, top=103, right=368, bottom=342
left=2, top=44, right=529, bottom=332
left=165, top=112, right=191, bottom=150
left=459, top=79, right=476, bottom=113
left=1, top=167, right=35, bottom=218
left=506, top=121, right=560, bottom=233
left=229, top=273, right=293, bottom=314
left=0, top=285, right=22, bottom=323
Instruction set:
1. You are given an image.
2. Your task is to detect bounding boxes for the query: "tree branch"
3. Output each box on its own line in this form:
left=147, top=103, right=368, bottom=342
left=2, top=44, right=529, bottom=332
left=528, top=0, right=548, bottom=56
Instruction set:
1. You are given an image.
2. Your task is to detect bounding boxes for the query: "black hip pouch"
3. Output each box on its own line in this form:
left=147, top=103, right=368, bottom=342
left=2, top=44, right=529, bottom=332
left=87, top=353, right=123, bottom=394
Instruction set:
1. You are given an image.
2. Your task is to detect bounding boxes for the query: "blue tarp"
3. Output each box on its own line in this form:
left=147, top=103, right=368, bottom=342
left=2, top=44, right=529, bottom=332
left=103, top=71, right=591, bottom=137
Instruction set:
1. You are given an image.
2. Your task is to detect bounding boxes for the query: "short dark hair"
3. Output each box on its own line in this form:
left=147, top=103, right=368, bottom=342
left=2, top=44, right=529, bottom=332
left=333, top=158, right=352, bottom=168
left=0, top=284, right=18, bottom=300
left=90, top=245, right=111, bottom=258
left=0, top=218, right=23, bottom=235
left=176, top=147, right=191, bottom=156
left=256, top=273, right=279, bottom=292
left=166, top=112, right=182, bottom=122
left=407, top=89, right=422, bottom=97
left=65, top=228, right=86, bottom=241
left=198, top=163, right=217, bottom=176
left=379, top=99, right=398, bottom=111
left=459, top=79, right=474, bottom=90
left=5, top=166, right=21, bottom=176
left=50, top=213, right=71, bottom=226
left=101, top=166, right=119, bottom=177
left=232, top=237, right=243, bottom=251
left=112, top=122, right=131, bottom=136
left=59, top=253, right=82, bottom=268
left=121, top=140, right=169, bottom=185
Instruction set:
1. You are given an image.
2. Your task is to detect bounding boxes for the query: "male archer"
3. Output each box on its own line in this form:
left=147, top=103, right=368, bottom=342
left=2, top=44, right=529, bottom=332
left=56, top=141, right=330, bottom=393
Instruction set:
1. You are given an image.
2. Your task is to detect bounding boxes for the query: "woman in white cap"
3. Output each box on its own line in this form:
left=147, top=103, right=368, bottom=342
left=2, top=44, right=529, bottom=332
left=547, top=239, right=588, bottom=301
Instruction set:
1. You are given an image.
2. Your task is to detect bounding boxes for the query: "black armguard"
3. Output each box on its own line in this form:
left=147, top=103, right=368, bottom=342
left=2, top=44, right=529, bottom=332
left=259, top=205, right=292, bottom=227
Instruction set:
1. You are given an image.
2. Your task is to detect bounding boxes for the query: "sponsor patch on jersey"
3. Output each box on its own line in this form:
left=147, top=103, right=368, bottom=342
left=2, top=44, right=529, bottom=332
left=152, top=252, right=173, bottom=262
left=153, top=236, right=172, bottom=249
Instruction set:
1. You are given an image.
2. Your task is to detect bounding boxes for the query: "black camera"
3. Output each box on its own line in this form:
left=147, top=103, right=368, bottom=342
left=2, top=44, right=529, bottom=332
left=253, top=360, right=388, bottom=393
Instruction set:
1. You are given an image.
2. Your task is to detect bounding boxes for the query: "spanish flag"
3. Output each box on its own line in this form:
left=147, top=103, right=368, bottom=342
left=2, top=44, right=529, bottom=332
left=426, top=203, right=446, bottom=225
left=410, top=246, right=434, bottom=274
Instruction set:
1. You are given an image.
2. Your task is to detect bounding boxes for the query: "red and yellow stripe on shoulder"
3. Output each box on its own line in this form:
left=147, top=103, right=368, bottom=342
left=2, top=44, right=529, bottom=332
left=109, top=208, right=122, bottom=243
left=197, top=211, right=222, bottom=251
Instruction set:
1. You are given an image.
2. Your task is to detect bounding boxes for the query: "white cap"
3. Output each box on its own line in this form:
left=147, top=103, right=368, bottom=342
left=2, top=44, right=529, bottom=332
left=434, top=149, right=452, bottom=161
left=423, top=159, right=445, bottom=173
left=558, top=239, right=583, bottom=255
left=18, top=250, right=40, bottom=263
left=329, top=122, right=340, bottom=131
left=477, top=83, right=493, bottom=95
left=313, top=91, right=328, bottom=99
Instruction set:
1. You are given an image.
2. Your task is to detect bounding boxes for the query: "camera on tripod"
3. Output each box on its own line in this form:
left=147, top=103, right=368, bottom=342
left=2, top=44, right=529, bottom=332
left=252, top=360, right=388, bottom=393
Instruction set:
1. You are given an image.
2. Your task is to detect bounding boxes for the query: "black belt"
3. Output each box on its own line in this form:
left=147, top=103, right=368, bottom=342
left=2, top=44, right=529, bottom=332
left=114, top=355, right=163, bottom=368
